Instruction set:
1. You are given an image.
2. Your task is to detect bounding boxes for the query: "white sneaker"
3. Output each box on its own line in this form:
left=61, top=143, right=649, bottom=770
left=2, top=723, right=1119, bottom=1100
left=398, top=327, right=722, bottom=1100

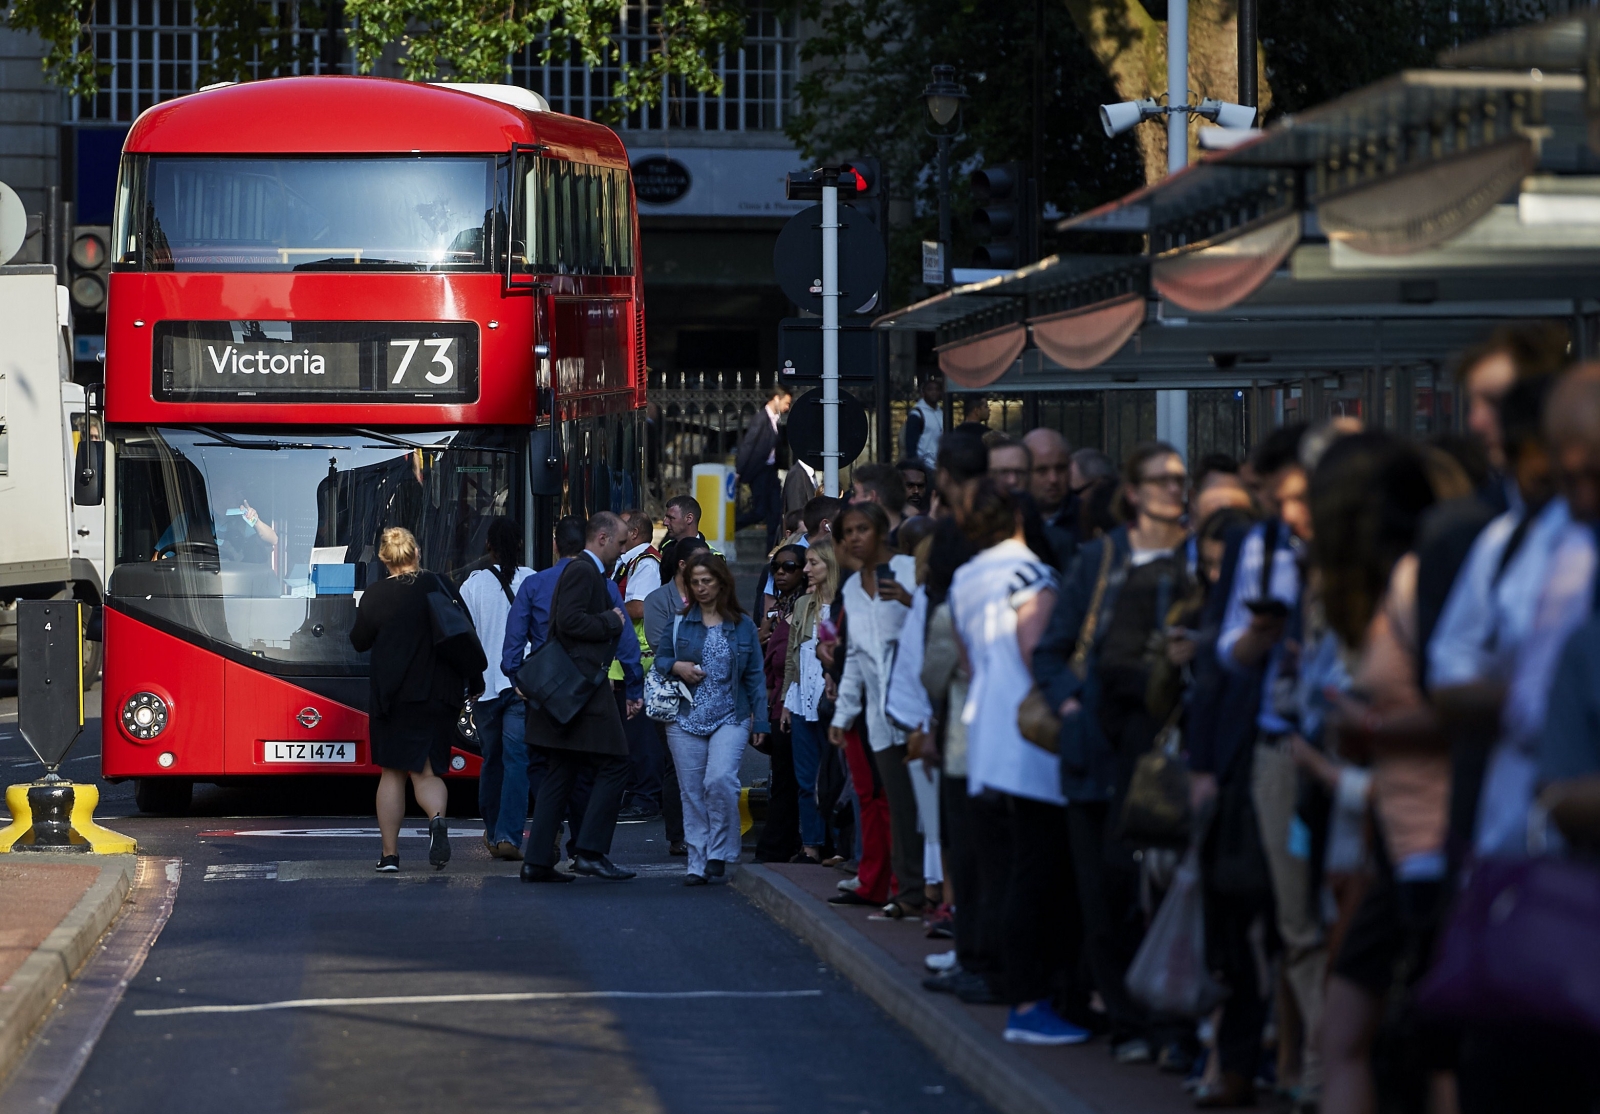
left=924, top=949, right=958, bottom=973
left=837, top=875, right=861, bottom=893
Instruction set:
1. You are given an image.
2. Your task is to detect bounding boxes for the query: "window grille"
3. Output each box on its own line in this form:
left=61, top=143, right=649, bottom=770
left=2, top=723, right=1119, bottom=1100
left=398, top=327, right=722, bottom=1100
left=512, top=1, right=798, bottom=131
left=73, top=0, right=345, bottom=124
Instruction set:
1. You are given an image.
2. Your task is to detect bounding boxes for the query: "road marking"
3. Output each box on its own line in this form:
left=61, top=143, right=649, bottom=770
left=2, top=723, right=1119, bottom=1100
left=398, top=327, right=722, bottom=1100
left=0, top=858, right=181, bottom=1114
left=203, top=863, right=278, bottom=881
left=135, top=989, right=823, bottom=1017
left=197, top=827, right=484, bottom=839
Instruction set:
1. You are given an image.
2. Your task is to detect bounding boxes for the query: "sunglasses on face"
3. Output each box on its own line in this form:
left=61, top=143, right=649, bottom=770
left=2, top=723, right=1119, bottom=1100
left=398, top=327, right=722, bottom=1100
left=771, top=560, right=802, bottom=573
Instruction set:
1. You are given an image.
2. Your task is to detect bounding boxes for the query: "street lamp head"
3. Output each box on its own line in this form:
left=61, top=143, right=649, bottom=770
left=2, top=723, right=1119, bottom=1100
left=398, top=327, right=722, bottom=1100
left=922, top=64, right=968, bottom=128
left=1197, top=98, right=1257, bottom=129
left=1100, top=98, right=1161, bottom=138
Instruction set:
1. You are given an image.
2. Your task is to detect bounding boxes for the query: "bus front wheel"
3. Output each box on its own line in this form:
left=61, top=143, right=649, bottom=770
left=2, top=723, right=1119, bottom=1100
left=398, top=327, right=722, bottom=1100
left=135, top=778, right=193, bottom=815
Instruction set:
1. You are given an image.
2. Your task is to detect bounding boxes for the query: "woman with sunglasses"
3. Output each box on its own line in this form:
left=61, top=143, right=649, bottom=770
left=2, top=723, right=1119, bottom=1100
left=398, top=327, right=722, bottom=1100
left=782, top=540, right=840, bottom=864
left=754, top=544, right=809, bottom=862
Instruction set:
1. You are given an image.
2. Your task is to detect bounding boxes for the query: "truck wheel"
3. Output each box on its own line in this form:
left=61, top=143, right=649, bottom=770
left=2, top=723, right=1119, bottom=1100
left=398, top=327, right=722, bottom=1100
left=82, top=638, right=103, bottom=686
left=134, top=778, right=193, bottom=815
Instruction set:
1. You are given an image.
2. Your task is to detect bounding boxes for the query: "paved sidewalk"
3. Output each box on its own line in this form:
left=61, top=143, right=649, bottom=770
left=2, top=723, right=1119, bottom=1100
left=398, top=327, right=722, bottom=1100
left=0, top=855, right=137, bottom=1086
left=736, top=861, right=1202, bottom=1114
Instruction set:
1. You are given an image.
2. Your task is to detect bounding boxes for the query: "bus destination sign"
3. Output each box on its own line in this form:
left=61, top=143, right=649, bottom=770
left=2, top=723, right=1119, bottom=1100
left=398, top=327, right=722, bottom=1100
left=154, top=321, right=479, bottom=404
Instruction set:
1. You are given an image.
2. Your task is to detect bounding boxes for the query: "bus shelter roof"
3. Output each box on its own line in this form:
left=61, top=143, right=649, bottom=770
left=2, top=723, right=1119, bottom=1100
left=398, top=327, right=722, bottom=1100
left=872, top=10, right=1600, bottom=389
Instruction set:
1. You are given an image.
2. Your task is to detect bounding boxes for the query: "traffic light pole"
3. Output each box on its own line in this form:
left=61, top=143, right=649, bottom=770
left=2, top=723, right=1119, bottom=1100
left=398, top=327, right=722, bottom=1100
left=821, top=170, right=841, bottom=496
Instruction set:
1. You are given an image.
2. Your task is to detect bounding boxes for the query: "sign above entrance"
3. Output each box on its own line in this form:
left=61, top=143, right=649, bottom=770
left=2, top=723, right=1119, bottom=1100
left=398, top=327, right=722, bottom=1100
left=631, top=156, right=692, bottom=204
left=622, top=144, right=811, bottom=217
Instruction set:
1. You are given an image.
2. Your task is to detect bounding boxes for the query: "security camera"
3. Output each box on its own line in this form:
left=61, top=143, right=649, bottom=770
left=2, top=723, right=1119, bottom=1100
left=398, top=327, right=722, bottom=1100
left=1197, top=99, right=1257, bottom=130
left=1100, top=99, right=1161, bottom=138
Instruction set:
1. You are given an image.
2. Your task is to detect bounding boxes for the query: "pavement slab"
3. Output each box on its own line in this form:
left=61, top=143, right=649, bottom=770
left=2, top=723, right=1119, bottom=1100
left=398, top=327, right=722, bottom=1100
left=742, top=861, right=1204, bottom=1114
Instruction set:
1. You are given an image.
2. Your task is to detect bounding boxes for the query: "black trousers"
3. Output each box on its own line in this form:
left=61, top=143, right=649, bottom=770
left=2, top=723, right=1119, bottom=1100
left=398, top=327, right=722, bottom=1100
left=943, top=775, right=1000, bottom=977
left=754, top=725, right=801, bottom=863
left=1066, top=800, right=1149, bottom=1042
left=1206, top=887, right=1271, bottom=1079
left=523, top=747, right=629, bottom=867
left=873, top=743, right=925, bottom=900
left=616, top=683, right=664, bottom=813
left=737, top=468, right=782, bottom=551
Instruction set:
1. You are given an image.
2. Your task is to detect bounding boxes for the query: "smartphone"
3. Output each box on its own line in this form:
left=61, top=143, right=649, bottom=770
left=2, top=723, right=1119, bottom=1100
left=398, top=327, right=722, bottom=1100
left=1245, top=598, right=1290, bottom=619
left=875, top=562, right=895, bottom=582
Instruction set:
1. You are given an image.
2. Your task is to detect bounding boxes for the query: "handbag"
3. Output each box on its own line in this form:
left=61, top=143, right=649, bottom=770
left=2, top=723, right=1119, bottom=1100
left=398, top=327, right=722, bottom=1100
left=645, top=615, right=693, bottom=722
left=514, top=568, right=608, bottom=725
left=1414, top=854, right=1600, bottom=1036
left=1117, top=706, right=1191, bottom=848
left=454, top=693, right=482, bottom=753
left=426, top=575, right=488, bottom=682
left=1019, top=539, right=1115, bottom=750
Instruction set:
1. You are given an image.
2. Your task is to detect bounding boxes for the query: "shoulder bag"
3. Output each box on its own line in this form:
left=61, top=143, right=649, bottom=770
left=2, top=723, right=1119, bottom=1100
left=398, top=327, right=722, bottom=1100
left=426, top=574, right=488, bottom=684
left=1018, top=541, right=1114, bottom=751
left=1116, top=701, right=1191, bottom=847
left=645, top=614, right=694, bottom=722
left=514, top=564, right=608, bottom=725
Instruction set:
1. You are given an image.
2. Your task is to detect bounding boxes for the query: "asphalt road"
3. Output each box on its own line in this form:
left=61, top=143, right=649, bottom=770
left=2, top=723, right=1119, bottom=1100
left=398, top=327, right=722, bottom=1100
left=0, top=692, right=993, bottom=1114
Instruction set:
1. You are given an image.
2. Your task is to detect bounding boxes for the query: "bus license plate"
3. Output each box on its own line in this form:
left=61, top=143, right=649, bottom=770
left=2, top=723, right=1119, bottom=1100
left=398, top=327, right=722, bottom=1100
left=264, top=741, right=357, bottom=763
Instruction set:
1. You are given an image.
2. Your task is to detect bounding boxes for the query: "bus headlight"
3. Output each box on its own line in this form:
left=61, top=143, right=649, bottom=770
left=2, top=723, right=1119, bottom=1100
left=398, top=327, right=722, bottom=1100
left=122, top=692, right=170, bottom=740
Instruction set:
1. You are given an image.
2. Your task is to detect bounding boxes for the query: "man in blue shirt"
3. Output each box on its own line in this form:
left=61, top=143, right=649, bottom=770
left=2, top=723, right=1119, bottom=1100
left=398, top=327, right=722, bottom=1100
left=492, top=516, right=642, bottom=863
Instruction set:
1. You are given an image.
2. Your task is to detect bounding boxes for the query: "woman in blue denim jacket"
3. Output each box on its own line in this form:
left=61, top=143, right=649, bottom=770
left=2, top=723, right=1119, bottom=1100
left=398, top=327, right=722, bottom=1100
left=652, top=551, right=770, bottom=885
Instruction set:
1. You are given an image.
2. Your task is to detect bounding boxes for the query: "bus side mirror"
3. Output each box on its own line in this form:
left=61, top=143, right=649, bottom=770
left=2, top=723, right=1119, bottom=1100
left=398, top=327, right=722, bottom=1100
left=74, top=439, right=104, bottom=506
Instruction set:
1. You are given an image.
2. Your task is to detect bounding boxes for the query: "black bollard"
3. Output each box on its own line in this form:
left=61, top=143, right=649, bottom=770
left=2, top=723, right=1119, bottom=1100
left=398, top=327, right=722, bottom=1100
left=14, top=781, right=92, bottom=851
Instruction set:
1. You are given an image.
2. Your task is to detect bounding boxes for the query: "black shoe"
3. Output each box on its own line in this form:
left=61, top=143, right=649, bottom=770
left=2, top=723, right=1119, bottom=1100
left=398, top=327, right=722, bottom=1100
left=427, top=816, right=451, bottom=869
left=922, top=967, right=965, bottom=993
left=375, top=855, right=399, bottom=873
left=668, top=841, right=688, bottom=856
left=828, top=891, right=877, bottom=906
left=571, top=853, right=637, bottom=880
left=520, top=862, right=574, bottom=883
left=706, top=859, right=726, bottom=878
left=616, top=804, right=660, bottom=823
left=684, top=874, right=708, bottom=886
left=954, top=974, right=1002, bottom=1005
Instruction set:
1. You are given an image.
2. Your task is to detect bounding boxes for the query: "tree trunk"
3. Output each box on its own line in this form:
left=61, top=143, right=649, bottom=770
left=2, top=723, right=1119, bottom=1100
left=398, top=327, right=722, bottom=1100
left=1063, top=0, right=1271, bottom=183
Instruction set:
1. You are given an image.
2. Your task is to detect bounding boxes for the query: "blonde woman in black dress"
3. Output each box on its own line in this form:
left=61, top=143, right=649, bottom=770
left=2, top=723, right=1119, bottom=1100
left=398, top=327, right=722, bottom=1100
left=350, top=527, right=480, bottom=872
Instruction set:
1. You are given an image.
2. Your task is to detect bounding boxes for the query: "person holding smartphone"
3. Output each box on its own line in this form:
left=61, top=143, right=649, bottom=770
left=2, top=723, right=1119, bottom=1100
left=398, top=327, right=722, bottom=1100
left=827, top=501, right=923, bottom=915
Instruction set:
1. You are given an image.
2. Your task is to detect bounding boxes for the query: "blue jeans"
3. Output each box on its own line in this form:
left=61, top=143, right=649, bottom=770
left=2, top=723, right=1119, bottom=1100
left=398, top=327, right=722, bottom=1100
left=790, top=717, right=827, bottom=847
left=666, top=721, right=747, bottom=877
left=475, top=691, right=519, bottom=841
left=489, top=697, right=531, bottom=847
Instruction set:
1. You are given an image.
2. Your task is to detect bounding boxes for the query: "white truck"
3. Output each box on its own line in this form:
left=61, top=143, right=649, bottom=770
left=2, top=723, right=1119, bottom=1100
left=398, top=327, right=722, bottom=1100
left=0, top=263, right=106, bottom=677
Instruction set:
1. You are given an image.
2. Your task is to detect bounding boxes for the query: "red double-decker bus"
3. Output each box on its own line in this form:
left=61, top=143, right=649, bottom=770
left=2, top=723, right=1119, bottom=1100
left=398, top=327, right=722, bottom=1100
left=95, top=77, right=645, bottom=813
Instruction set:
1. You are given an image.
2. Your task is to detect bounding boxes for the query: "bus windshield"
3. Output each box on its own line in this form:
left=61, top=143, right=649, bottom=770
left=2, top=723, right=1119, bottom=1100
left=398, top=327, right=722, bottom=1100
left=122, top=156, right=498, bottom=272
left=107, top=425, right=523, bottom=674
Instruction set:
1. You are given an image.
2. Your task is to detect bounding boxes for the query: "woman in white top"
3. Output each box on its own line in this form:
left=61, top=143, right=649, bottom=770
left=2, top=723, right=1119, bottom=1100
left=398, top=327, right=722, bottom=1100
left=828, top=501, right=926, bottom=913
left=457, top=518, right=534, bottom=859
left=781, top=539, right=840, bottom=862
left=950, top=478, right=1091, bottom=1047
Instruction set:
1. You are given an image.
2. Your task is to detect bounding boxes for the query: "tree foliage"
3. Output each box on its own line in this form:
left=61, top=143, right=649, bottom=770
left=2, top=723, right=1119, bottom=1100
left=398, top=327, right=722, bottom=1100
left=4, top=0, right=745, bottom=120
left=787, top=0, right=1147, bottom=307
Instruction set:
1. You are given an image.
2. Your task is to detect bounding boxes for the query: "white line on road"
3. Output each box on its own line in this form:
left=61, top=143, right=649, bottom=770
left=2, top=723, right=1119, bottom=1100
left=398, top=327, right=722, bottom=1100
left=135, top=989, right=824, bottom=1017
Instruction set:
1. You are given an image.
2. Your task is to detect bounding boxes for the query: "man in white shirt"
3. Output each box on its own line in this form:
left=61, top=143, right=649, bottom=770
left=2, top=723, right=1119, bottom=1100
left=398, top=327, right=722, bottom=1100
left=902, top=372, right=944, bottom=472
left=615, top=510, right=665, bottom=822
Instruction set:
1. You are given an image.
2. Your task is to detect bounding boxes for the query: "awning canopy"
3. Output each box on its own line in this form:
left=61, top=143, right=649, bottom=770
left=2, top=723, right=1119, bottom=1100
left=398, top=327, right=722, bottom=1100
left=871, top=11, right=1600, bottom=387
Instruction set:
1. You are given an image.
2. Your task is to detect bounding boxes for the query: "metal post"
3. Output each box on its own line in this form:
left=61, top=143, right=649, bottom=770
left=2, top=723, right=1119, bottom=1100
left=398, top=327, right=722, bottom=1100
left=1162, top=0, right=1189, bottom=447
left=937, top=133, right=953, bottom=287
left=1167, top=0, right=1188, bottom=174
left=822, top=173, right=841, bottom=496
left=1237, top=0, right=1258, bottom=108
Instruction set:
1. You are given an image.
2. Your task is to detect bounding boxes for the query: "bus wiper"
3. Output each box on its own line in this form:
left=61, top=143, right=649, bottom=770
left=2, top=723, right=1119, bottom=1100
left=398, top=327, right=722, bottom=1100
left=194, top=426, right=351, bottom=451
left=353, top=428, right=454, bottom=451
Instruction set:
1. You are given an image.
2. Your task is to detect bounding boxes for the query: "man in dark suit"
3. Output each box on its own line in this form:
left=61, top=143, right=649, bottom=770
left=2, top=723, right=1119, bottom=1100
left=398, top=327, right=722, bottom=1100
left=735, top=384, right=792, bottom=551
left=520, top=511, right=639, bottom=882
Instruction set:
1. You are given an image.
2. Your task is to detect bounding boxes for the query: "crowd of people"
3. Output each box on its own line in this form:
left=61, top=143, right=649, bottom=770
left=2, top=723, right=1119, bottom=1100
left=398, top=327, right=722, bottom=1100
left=350, top=323, right=1600, bottom=1112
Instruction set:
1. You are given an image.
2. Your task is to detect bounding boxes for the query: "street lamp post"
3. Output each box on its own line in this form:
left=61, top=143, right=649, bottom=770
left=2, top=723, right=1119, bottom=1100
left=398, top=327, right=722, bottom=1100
left=922, top=65, right=967, bottom=288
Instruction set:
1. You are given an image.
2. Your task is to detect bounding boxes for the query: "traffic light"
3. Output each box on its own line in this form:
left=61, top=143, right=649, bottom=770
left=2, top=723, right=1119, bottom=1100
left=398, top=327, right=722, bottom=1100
left=969, top=162, right=1034, bottom=269
left=68, top=225, right=111, bottom=316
